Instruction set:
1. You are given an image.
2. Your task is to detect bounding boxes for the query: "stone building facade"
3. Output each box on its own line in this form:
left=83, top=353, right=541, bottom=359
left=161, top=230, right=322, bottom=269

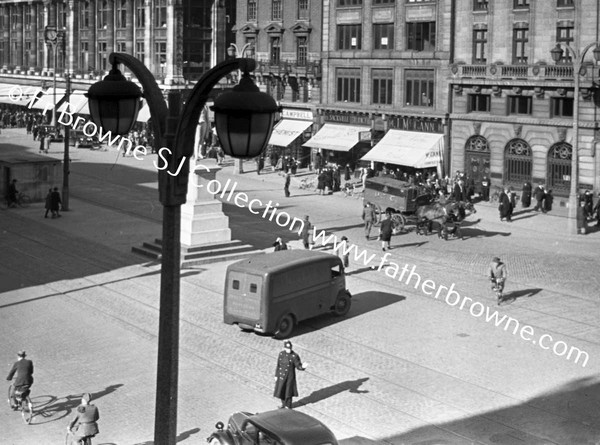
left=449, top=0, right=600, bottom=203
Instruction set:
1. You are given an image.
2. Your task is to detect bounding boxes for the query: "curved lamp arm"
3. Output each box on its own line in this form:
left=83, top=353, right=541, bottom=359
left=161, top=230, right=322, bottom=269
left=108, top=52, right=169, bottom=144
left=172, top=58, right=256, bottom=160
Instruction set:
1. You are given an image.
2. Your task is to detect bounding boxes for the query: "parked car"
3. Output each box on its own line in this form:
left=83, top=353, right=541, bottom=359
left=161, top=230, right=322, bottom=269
left=71, top=129, right=101, bottom=149
left=206, top=409, right=338, bottom=445
left=223, top=250, right=352, bottom=339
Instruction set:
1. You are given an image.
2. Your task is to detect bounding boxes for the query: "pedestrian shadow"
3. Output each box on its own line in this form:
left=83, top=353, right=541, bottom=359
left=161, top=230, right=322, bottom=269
left=30, top=384, right=124, bottom=425
left=394, top=241, right=428, bottom=248
left=345, top=266, right=378, bottom=276
left=510, top=214, right=538, bottom=221
left=459, top=227, right=511, bottom=238
left=293, top=377, right=369, bottom=408
left=504, top=288, right=543, bottom=302
left=133, top=427, right=201, bottom=445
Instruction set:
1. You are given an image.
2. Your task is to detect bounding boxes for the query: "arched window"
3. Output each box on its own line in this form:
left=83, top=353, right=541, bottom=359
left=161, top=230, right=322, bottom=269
left=464, top=135, right=490, bottom=188
left=504, top=139, right=532, bottom=187
left=547, top=142, right=572, bottom=196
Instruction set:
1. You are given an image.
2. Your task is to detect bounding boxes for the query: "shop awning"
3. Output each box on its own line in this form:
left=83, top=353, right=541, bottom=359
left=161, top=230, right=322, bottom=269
left=57, top=92, right=88, bottom=114
left=268, top=119, right=313, bottom=147
left=136, top=103, right=151, bottom=122
left=303, top=123, right=367, bottom=152
left=360, top=129, right=444, bottom=170
left=30, top=88, right=67, bottom=111
left=0, top=83, right=43, bottom=106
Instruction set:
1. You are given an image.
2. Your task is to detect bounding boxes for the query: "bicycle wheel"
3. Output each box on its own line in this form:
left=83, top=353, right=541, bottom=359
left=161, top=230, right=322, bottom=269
left=19, top=194, right=31, bottom=207
left=21, top=396, right=33, bottom=424
left=7, top=384, right=13, bottom=409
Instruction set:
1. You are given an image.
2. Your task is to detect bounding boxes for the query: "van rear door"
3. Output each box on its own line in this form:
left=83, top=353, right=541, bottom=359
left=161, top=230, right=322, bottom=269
left=225, top=271, right=264, bottom=324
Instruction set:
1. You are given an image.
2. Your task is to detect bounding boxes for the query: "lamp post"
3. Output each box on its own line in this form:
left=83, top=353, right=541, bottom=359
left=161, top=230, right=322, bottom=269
left=550, top=42, right=600, bottom=235
left=86, top=53, right=278, bottom=445
left=227, top=43, right=255, bottom=174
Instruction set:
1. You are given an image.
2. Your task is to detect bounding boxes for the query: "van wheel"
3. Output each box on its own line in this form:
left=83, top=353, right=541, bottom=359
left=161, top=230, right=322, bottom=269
left=274, top=314, right=294, bottom=339
left=333, top=292, right=351, bottom=316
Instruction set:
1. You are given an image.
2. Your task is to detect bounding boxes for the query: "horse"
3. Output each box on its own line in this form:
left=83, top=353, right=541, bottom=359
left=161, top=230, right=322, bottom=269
left=415, top=201, right=460, bottom=235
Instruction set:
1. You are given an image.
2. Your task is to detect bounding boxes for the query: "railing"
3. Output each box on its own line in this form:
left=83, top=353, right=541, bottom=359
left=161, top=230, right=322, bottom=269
left=454, top=63, right=594, bottom=81
left=255, top=59, right=321, bottom=78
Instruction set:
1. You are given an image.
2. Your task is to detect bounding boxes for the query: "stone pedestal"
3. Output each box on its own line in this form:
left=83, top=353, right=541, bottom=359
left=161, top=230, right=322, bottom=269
left=180, top=159, right=232, bottom=246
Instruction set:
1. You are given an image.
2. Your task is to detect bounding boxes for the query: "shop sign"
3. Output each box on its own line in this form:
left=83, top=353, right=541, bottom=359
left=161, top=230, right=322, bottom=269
left=359, top=131, right=372, bottom=141
left=323, top=111, right=371, bottom=126
left=388, top=115, right=443, bottom=133
left=282, top=109, right=313, bottom=120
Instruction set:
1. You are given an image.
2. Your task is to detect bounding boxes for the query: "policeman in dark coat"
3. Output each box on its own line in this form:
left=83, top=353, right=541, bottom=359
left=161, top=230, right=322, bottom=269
left=521, top=181, right=532, bottom=207
left=273, top=341, right=307, bottom=409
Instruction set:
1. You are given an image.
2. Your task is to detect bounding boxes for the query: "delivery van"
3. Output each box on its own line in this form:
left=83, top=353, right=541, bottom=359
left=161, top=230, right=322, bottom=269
left=223, top=250, right=352, bottom=339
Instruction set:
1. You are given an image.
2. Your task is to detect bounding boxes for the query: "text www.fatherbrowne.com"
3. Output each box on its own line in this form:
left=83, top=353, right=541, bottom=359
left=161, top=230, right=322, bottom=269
left=313, top=229, right=590, bottom=368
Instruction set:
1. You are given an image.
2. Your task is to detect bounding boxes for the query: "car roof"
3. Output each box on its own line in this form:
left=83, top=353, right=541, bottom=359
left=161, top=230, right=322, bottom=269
left=247, top=409, right=337, bottom=444
left=228, top=250, right=342, bottom=275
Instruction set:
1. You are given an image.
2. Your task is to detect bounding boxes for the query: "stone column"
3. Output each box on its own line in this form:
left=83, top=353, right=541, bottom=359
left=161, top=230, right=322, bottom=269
left=165, top=0, right=184, bottom=85
left=106, top=0, right=114, bottom=54
left=67, top=0, right=75, bottom=74
left=180, top=159, right=233, bottom=246
left=126, top=0, right=134, bottom=54
left=144, top=0, right=152, bottom=69
left=30, top=2, right=38, bottom=70
left=15, top=4, right=24, bottom=70
left=42, top=0, right=50, bottom=74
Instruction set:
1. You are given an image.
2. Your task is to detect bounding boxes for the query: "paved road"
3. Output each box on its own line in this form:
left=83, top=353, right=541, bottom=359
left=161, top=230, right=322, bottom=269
left=1, top=128, right=599, bottom=445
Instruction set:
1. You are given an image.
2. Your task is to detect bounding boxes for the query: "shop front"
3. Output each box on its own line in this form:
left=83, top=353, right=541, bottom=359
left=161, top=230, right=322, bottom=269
left=266, top=108, right=314, bottom=169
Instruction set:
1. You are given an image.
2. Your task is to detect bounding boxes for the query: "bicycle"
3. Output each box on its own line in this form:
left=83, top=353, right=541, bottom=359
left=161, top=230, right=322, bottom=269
left=3, top=192, right=31, bottom=209
left=7, top=384, right=33, bottom=424
left=65, top=429, right=94, bottom=445
left=298, top=177, right=316, bottom=190
left=490, top=277, right=505, bottom=305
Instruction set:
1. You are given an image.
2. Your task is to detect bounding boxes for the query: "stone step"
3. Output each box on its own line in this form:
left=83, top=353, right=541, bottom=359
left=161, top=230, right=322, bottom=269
left=182, top=249, right=265, bottom=268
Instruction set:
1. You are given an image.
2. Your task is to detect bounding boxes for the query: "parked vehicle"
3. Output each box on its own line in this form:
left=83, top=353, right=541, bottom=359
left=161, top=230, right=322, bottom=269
left=206, top=409, right=338, bottom=445
left=38, top=124, right=63, bottom=142
left=223, top=250, right=351, bottom=339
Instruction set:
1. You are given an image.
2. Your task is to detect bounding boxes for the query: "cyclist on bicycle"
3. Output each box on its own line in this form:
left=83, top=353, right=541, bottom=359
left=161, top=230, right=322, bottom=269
left=488, top=257, right=507, bottom=305
left=6, top=350, right=34, bottom=409
left=68, top=393, right=99, bottom=444
left=7, top=179, right=18, bottom=208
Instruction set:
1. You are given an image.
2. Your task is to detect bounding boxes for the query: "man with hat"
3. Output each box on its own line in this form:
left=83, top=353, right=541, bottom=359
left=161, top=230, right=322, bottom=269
left=488, top=257, right=508, bottom=305
left=68, top=392, right=100, bottom=443
left=6, top=350, right=34, bottom=409
left=273, top=341, right=308, bottom=409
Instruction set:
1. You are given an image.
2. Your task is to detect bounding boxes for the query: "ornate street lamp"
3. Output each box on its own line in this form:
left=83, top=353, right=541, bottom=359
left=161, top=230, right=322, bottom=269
left=86, top=53, right=277, bottom=445
left=550, top=42, right=600, bottom=235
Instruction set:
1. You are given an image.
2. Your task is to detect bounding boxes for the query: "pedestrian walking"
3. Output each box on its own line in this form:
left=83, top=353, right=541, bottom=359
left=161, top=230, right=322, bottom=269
left=300, top=215, right=314, bottom=250
left=273, top=341, right=307, bottom=409
left=379, top=212, right=393, bottom=251
left=7, top=179, right=18, bottom=207
left=339, top=236, right=350, bottom=268
left=533, top=184, right=546, bottom=212
left=544, top=189, right=553, bottom=212
left=44, top=188, right=52, bottom=218
left=362, top=202, right=376, bottom=240
left=284, top=173, right=291, bottom=198
left=521, top=181, right=532, bottom=207
left=488, top=257, right=508, bottom=305
left=50, top=187, right=62, bottom=218
left=498, top=188, right=512, bottom=222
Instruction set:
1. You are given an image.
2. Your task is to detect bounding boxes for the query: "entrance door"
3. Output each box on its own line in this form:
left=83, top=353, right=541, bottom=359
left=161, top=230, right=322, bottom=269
left=464, top=136, right=491, bottom=191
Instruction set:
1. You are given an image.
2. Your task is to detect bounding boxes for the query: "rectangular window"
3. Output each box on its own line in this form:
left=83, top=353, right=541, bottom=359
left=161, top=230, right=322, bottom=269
left=406, top=22, right=436, bottom=51
left=556, top=26, right=574, bottom=63
left=551, top=97, right=574, bottom=117
left=338, top=0, right=362, bottom=6
left=270, top=37, right=281, bottom=64
left=514, top=0, right=529, bottom=8
left=24, top=5, right=32, bottom=29
left=372, top=69, right=393, bottom=105
left=232, top=280, right=240, bottom=290
left=272, top=0, right=282, bottom=20
left=247, top=0, right=257, bottom=21
left=80, top=1, right=90, bottom=28
left=155, top=42, right=167, bottom=72
left=473, top=0, right=488, bottom=11
left=57, top=3, right=66, bottom=28
left=473, top=29, right=487, bottom=63
left=98, top=0, right=108, bottom=29
left=98, top=42, right=108, bottom=70
left=250, top=283, right=257, bottom=293
left=117, top=42, right=127, bottom=53
left=336, top=67, right=361, bottom=102
left=297, top=36, right=308, bottom=66
left=80, top=42, right=90, bottom=71
left=136, top=41, right=145, bottom=61
left=557, top=0, right=574, bottom=6
left=298, top=0, right=309, bottom=20
left=11, top=9, right=18, bottom=30
left=373, top=24, right=394, bottom=50
left=374, top=0, right=395, bottom=3
left=136, top=1, right=145, bottom=28
left=405, top=69, right=434, bottom=106
left=117, top=0, right=127, bottom=28
left=155, top=0, right=167, bottom=28
left=509, top=96, right=532, bottom=115
left=512, top=28, right=529, bottom=64
left=468, top=94, right=491, bottom=112
left=337, top=24, right=362, bottom=50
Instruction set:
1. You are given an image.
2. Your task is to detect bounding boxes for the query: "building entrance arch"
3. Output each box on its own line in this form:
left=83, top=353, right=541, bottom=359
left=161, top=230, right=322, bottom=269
left=504, top=138, right=532, bottom=188
left=464, top=135, right=490, bottom=192
left=546, top=142, right=572, bottom=196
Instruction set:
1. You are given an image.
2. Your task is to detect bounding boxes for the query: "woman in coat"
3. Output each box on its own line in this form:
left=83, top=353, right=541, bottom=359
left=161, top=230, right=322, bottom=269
left=379, top=212, right=393, bottom=251
left=498, top=189, right=512, bottom=222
